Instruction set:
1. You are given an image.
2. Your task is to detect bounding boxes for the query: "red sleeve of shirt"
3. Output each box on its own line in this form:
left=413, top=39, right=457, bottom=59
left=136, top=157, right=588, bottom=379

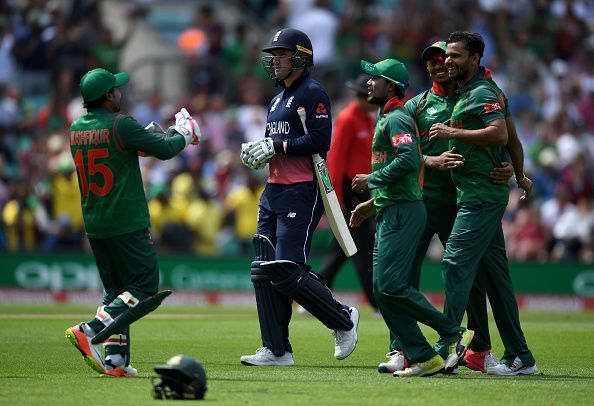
left=327, top=105, right=354, bottom=204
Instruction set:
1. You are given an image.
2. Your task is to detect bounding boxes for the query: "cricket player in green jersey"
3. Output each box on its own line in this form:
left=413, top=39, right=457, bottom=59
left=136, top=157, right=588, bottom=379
left=350, top=58, right=473, bottom=377
left=429, top=32, right=537, bottom=376
left=385, top=40, right=532, bottom=375
left=65, top=68, right=201, bottom=377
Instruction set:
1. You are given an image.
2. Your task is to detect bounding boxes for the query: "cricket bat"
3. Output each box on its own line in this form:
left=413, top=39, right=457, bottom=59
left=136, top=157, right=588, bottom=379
left=297, top=107, right=358, bottom=257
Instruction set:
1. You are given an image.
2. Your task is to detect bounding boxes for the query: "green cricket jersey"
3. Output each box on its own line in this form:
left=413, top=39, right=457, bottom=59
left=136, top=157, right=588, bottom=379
left=404, top=82, right=457, bottom=204
left=367, top=97, right=423, bottom=214
left=449, top=70, right=509, bottom=204
left=70, top=107, right=186, bottom=238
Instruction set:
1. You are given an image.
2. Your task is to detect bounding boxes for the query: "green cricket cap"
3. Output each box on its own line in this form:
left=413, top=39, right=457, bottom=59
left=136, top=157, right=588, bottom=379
left=422, top=41, right=447, bottom=62
left=80, top=68, right=129, bottom=102
left=360, top=59, right=409, bottom=91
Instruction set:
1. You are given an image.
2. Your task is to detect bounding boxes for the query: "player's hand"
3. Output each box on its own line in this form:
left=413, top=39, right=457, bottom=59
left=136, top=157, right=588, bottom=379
left=241, top=137, right=275, bottom=169
left=517, top=175, right=533, bottom=200
left=490, top=161, right=514, bottom=184
left=171, top=108, right=201, bottom=146
left=427, top=147, right=464, bottom=170
left=351, top=174, right=369, bottom=193
left=349, top=200, right=375, bottom=228
left=429, top=123, right=454, bottom=142
left=240, top=142, right=265, bottom=169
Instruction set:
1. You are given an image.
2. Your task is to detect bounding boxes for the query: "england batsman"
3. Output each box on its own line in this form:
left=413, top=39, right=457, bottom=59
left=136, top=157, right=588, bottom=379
left=65, top=67, right=201, bottom=377
left=239, top=28, right=358, bottom=366
left=429, top=32, right=538, bottom=375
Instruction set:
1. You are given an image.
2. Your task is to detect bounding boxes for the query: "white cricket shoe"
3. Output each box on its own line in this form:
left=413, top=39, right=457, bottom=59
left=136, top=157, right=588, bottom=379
left=240, top=347, right=295, bottom=366
left=104, top=357, right=138, bottom=377
left=378, top=350, right=407, bottom=373
left=487, top=356, right=538, bottom=376
left=333, top=307, right=359, bottom=360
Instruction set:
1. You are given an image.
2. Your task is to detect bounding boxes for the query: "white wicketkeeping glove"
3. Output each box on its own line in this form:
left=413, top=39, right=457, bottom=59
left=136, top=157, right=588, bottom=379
left=171, top=108, right=201, bottom=147
left=240, top=138, right=275, bottom=170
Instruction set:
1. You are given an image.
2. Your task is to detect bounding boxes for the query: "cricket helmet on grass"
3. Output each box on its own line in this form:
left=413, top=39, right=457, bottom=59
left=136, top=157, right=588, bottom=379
left=152, top=355, right=207, bottom=400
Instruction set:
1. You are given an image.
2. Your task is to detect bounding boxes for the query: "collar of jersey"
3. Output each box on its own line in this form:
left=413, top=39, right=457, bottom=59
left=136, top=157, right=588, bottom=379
left=431, top=81, right=446, bottom=96
left=457, top=67, right=486, bottom=93
left=382, top=96, right=404, bottom=115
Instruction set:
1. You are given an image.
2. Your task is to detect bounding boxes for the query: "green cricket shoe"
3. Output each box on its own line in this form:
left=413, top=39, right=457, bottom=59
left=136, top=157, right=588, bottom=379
left=444, top=329, right=474, bottom=372
left=393, top=354, right=445, bottom=377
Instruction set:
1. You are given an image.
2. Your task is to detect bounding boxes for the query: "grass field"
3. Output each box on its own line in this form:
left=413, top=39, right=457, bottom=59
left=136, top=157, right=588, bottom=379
left=1, top=305, right=593, bottom=405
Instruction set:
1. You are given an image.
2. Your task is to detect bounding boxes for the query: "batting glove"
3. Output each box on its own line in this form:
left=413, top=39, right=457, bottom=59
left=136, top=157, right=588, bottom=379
left=241, top=138, right=275, bottom=169
left=171, top=108, right=201, bottom=146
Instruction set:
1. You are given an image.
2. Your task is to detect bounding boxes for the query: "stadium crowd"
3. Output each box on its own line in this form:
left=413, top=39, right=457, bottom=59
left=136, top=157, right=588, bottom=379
left=0, top=0, right=592, bottom=262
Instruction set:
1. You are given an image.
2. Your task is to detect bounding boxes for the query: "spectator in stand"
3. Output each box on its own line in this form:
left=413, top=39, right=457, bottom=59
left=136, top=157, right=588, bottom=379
left=224, top=171, right=263, bottom=255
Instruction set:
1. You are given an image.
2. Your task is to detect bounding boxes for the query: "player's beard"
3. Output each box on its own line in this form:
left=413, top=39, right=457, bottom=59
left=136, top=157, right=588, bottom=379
left=368, top=93, right=387, bottom=106
left=448, top=62, right=469, bottom=82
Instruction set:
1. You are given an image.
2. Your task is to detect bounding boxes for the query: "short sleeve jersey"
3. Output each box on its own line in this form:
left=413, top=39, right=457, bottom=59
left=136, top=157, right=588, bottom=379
left=404, top=82, right=457, bottom=204
left=449, top=71, right=509, bottom=204
left=70, top=107, right=185, bottom=238
left=367, top=98, right=423, bottom=214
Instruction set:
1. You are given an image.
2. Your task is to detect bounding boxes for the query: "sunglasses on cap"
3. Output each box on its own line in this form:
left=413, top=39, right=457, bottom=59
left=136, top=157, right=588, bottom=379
left=425, top=55, right=445, bottom=68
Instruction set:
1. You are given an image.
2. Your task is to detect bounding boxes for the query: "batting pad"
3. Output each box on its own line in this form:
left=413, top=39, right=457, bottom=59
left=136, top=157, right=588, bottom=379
left=251, top=234, right=292, bottom=356
left=262, top=260, right=353, bottom=331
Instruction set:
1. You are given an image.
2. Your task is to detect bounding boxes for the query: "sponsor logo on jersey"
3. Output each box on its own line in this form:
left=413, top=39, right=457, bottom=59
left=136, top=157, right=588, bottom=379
left=270, top=97, right=281, bottom=112
left=371, top=151, right=387, bottom=164
left=266, top=121, right=290, bottom=135
left=483, top=102, right=502, bottom=113
left=315, top=102, right=328, bottom=118
left=287, top=212, right=296, bottom=218
left=285, top=96, right=294, bottom=108
left=425, top=106, right=438, bottom=121
left=392, top=133, right=413, bottom=146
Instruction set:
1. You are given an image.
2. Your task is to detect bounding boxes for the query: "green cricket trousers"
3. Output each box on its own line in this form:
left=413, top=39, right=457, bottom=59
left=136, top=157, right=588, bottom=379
left=441, top=202, right=535, bottom=366
left=373, top=201, right=461, bottom=363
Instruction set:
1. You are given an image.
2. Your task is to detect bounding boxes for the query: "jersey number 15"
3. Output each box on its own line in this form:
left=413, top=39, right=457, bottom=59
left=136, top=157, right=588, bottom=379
left=73, top=148, right=114, bottom=197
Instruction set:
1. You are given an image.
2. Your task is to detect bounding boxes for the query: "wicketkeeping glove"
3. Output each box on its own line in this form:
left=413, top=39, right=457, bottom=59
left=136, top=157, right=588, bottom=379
left=171, top=108, right=201, bottom=147
left=240, top=137, right=275, bottom=169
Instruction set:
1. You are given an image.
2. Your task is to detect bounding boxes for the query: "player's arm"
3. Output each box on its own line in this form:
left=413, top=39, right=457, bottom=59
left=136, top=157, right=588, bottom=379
left=430, top=118, right=507, bottom=146
left=116, top=115, right=186, bottom=160
left=280, top=87, right=332, bottom=155
left=503, top=116, right=532, bottom=198
left=367, top=116, right=420, bottom=189
left=429, top=87, right=508, bottom=146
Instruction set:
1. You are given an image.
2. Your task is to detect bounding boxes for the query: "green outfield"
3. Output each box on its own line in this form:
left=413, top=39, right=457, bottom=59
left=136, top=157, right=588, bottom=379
left=1, top=305, right=593, bottom=405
